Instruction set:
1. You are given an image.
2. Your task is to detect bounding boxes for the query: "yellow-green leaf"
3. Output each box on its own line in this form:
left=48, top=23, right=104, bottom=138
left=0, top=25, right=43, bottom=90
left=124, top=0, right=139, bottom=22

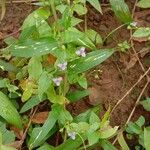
left=0, top=92, right=22, bottom=129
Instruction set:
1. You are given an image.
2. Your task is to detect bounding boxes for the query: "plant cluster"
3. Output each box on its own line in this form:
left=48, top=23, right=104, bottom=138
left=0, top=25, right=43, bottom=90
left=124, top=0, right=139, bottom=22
left=0, top=0, right=150, bottom=150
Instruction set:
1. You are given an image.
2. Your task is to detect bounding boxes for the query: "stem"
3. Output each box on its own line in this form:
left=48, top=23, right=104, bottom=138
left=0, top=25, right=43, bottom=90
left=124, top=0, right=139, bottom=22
left=63, top=73, right=68, bottom=96
left=77, top=133, right=87, bottom=150
left=103, top=23, right=128, bottom=43
left=49, top=0, right=58, bottom=22
left=84, top=3, right=87, bottom=31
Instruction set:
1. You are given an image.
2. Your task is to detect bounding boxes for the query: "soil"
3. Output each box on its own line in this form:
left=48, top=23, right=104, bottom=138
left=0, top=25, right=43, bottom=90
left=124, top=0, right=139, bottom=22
left=0, top=0, right=150, bottom=149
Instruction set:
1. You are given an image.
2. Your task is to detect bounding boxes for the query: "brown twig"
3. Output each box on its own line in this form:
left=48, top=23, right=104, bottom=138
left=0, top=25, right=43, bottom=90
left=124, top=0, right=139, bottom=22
left=126, top=80, right=150, bottom=125
left=6, top=0, right=37, bottom=4
left=19, top=106, right=38, bottom=150
left=111, top=67, right=150, bottom=114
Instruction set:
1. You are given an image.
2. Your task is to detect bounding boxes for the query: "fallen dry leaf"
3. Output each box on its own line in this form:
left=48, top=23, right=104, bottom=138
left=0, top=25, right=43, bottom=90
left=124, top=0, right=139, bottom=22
left=132, top=36, right=149, bottom=42
left=8, top=141, right=22, bottom=149
left=47, top=54, right=57, bottom=64
left=10, top=126, right=23, bottom=140
left=31, top=111, right=49, bottom=124
left=88, top=87, right=102, bottom=106
left=139, top=47, right=150, bottom=58
left=125, top=55, right=138, bottom=71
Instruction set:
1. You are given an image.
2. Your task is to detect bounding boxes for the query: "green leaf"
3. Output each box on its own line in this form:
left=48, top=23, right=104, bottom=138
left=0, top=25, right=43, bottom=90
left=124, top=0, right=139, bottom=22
left=73, top=4, right=87, bottom=15
left=20, top=96, right=44, bottom=113
left=89, top=112, right=100, bottom=124
left=28, top=57, right=42, bottom=81
left=140, top=98, right=150, bottom=111
left=144, top=127, right=150, bottom=150
left=55, top=135, right=86, bottom=150
left=38, top=71, right=51, bottom=99
left=100, top=140, right=117, bottom=150
left=67, top=90, right=89, bottom=102
left=71, top=17, right=83, bottom=26
left=4, top=36, right=17, bottom=45
left=37, top=143, right=54, bottom=150
left=109, top=0, right=132, bottom=23
left=0, top=122, right=15, bottom=144
left=133, top=27, right=150, bottom=38
left=58, top=106, right=73, bottom=126
left=0, top=60, right=17, bottom=72
left=86, top=0, right=102, bottom=14
left=136, top=116, right=145, bottom=127
left=126, top=122, right=142, bottom=134
left=61, top=27, right=95, bottom=48
left=1, top=145, right=16, bottom=150
left=19, top=26, right=37, bottom=41
left=0, top=79, right=7, bottom=88
left=77, top=75, right=88, bottom=89
left=68, top=49, right=114, bottom=75
left=99, top=126, right=118, bottom=139
left=74, top=106, right=100, bottom=123
left=117, top=132, right=130, bottom=150
left=28, top=104, right=60, bottom=149
left=85, top=29, right=103, bottom=45
left=0, top=92, right=22, bottom=129
left=11, top=38, right=58, bottom=58
left=88, top=132, right=99, bottom=146
left=137, top=0, right=150, bottom=8
left=56, top=4, right=67, bottom=14
left=22, top=87, right=33, bottom=102
left=22, top=7, right=50, bottom=29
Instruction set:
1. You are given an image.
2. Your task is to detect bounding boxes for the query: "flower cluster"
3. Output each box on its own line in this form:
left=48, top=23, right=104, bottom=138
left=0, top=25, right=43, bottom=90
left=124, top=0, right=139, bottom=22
left=53, top=47, right=86, bottom=86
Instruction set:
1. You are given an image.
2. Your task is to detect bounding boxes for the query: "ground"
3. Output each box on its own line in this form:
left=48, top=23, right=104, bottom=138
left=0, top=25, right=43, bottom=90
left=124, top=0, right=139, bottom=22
left=0, top=1, right=150, bottom=149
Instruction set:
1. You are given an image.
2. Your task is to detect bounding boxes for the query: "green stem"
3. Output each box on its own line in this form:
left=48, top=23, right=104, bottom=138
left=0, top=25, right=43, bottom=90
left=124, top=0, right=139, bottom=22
left=77, top=133, right=87, bottom=150
left=84, top=3, right=87, bottom=31
left=103, top=23, right=128, bottom=43
left=63, top=73, right=68, bottom=96
left=49, top=0, right=58, bottom=22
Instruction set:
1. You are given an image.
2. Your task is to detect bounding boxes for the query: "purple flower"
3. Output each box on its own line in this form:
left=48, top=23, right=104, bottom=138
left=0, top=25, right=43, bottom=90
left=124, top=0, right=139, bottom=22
left=76, top=47, right=86, bottom=57
left=57, top=62, right=67, bottom=71
left=130, top=22, right=137, bottom=27
left=52, top=77, right=63, bottom=86
left=68, top=132, right=76, bottom=140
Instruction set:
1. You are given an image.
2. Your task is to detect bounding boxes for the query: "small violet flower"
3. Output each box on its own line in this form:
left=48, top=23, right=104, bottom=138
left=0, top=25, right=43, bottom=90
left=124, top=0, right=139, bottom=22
left=52, top=77, right=63, bottom=86
left=76, top=47, right=86, bottom=57
left=130, top=22, right=137, bottom=27
left=68, top=132, right=76, bottom=140
left=57, top=62, right=67, bottom=71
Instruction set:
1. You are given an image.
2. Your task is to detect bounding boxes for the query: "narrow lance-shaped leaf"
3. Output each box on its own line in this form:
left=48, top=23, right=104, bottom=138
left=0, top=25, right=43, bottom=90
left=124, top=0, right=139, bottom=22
left=86, top=0, right=102, bottom=14
left=55, top=135, right=86, bottom=150
left=0, top=92, right=22, bottom=129
left=0, top=60, right=17, bottom=72
left=137, top=0, right=150, bottom=8
left=20, top=96, right=44, bottom=113
left=28, top=104, right=61, bottom=149
left=68, top=49, right=114, bottom=75
left=144, top=127, right=150, bottom=150
left=117, top=132, right=130, bottom=150
left=109, top=0, right=132, bottom=23
left=11, top=38, right=58, bottom=58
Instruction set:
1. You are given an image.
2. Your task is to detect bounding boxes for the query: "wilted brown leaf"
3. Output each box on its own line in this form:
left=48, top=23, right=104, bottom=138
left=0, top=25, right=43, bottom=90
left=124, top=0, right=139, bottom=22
left=132, top=37, right=149, bottom=42
left=10, top=127, right=23, bottom=140
left=88, top=87, right=102, bottom=106
left=31, top=111, right=49, bottom=124
left=125, top=55, right=138, bottom=71
left=47, top=54, right=57, bottom=64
